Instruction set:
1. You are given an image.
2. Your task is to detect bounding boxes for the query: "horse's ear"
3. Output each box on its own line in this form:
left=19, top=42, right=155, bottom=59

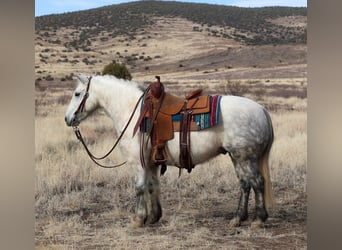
left=76, top=73, right=89, bottom=85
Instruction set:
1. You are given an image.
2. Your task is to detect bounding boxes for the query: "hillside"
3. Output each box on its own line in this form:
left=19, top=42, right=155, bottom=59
left=35, top=1, right=306, bottom=45
left=35, top=1, right=307, bottom=83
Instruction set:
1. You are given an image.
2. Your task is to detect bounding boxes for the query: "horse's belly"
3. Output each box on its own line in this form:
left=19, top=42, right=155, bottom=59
left=166, top=127, right=223, bottom=167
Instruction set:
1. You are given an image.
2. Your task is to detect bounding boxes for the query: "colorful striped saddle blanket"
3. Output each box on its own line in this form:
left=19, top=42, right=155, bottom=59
left=171, top=95, right=222, bottom=131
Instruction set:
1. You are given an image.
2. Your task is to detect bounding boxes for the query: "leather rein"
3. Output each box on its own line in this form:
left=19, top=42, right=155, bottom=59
left=72, top=76, right=149, bottom=168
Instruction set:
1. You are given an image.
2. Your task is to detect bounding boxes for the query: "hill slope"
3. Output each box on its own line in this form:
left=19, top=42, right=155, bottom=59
left=36, top=1, right=306, bottom=45
left=35, top=1, right=307, bottom=83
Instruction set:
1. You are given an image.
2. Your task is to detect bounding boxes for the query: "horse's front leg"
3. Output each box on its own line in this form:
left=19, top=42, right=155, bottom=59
left=147, top=164, right=162, bottom=224
left=133, top=166, right=148, bottom=227
left=132, top=164, right=162, bottom=227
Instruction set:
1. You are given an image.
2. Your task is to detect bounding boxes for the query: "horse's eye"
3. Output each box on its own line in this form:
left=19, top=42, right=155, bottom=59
left=75, top=92, right=80, bottom=97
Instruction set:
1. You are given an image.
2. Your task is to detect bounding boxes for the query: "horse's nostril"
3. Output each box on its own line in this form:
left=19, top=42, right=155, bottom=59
left=64, top=116, right=67, bottom=122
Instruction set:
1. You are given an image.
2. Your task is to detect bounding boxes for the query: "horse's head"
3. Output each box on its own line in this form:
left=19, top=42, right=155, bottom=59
left=64, top=73, right=98, bottom=127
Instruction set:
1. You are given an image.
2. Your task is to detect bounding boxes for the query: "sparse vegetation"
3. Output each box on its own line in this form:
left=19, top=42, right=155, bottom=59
left=102, top=62, right=132, bottom=80
left=225, top=80, right=248, bottom=96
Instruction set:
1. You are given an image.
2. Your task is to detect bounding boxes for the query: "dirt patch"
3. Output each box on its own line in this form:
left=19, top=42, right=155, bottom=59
left=269, top=16, right=307, bottom=28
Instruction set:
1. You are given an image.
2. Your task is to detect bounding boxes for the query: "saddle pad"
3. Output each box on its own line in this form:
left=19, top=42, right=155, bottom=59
left=142, top=95, right=222, bottom=132
left=172, top=95, right=222, bottom=131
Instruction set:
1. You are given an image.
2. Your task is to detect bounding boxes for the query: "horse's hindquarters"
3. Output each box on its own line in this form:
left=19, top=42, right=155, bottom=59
left=220, top=96, right=272, bottom=154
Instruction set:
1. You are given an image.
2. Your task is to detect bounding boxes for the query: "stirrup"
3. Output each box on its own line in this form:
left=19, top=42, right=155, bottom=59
left=152, top=146, right=167, bottom=164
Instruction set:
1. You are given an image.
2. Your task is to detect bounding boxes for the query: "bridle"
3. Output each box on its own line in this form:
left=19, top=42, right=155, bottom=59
left=72, top=76, right=149, bottom=168
left=74, top=76, right=91, bottom=116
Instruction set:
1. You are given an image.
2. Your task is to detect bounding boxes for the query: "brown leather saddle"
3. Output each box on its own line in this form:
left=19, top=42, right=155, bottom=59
left=133, top=76, right=210, bottom=174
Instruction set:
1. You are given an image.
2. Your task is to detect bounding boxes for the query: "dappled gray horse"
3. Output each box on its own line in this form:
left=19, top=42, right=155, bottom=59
left=65, top=74, right=274, bottom=228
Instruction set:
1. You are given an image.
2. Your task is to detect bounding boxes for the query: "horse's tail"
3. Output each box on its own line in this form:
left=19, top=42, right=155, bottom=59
left=260, top=108, right=275, bottom=209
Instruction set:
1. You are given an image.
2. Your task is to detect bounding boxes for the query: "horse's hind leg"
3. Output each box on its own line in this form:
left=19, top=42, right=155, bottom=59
left=229, top=157, right=251, bottom=227
left=250, top=161, right=268, bottom=228
left=229, top=178, right=251, bottom=227
left=229, top=155, right=268, bottom=228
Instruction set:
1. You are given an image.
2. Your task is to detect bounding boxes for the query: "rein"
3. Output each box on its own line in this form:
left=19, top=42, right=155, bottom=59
left=73, top=77, right=150, bottom=168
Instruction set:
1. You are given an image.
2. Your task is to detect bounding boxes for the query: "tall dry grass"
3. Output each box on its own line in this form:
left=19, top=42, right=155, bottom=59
left=35, top=109, right=136, bottom=217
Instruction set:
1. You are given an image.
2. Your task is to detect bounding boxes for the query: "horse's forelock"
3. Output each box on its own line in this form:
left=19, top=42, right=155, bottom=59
left=75, top=73, right=90, bottom=85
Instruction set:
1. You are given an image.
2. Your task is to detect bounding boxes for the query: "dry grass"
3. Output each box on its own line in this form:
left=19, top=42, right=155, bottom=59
left=35, top=78, right=306, bottom=249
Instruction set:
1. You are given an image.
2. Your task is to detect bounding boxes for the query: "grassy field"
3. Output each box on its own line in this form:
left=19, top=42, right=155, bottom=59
left=35, top=78, right=307, bottom=249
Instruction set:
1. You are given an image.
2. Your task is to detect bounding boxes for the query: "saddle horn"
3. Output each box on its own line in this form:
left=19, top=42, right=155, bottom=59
left=151, top=76, right=163, bottom=99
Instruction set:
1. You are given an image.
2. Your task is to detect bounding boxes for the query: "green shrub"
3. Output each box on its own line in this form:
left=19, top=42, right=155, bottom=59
left=102, top=62, right=132, bottom=80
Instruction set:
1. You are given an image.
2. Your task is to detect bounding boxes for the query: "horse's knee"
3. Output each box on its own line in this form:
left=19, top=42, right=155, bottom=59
left=135, top=184, right=146, bottom=201
left=148, top=174, right=160, bottom=193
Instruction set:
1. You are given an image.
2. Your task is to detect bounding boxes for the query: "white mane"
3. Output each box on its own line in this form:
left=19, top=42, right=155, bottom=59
left=78, top=73, right=145, bottom=93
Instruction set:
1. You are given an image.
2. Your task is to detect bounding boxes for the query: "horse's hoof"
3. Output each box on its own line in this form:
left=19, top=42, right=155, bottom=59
left=228, top=217, right=241, bottom=228
left=130, top=217, right=145, bottom=229
left=147, top=215, right=161, bottom=225
left=251, top=219, right=264, bottom=229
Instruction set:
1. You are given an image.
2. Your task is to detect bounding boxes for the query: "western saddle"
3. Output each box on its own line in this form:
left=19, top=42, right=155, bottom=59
left=133, top=76, right=211, bottom=174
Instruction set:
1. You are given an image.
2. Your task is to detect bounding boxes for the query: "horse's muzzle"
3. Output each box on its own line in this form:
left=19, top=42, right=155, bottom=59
left=65, top=115, right=79, bottom=127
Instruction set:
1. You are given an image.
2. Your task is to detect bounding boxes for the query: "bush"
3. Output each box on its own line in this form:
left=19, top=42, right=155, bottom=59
left=225, top=80, right=248, bottom=96
left=102, top=62, right=132, bottom=80
left=45, top=75, right=54, bottom=81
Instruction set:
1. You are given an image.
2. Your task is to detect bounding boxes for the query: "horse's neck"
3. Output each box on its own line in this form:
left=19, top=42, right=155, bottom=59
left=94, top=77, right=143, bottom=133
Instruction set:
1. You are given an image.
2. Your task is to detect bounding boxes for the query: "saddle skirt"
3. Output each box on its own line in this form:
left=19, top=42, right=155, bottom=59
left=159, top=93, right=210, bottom=115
